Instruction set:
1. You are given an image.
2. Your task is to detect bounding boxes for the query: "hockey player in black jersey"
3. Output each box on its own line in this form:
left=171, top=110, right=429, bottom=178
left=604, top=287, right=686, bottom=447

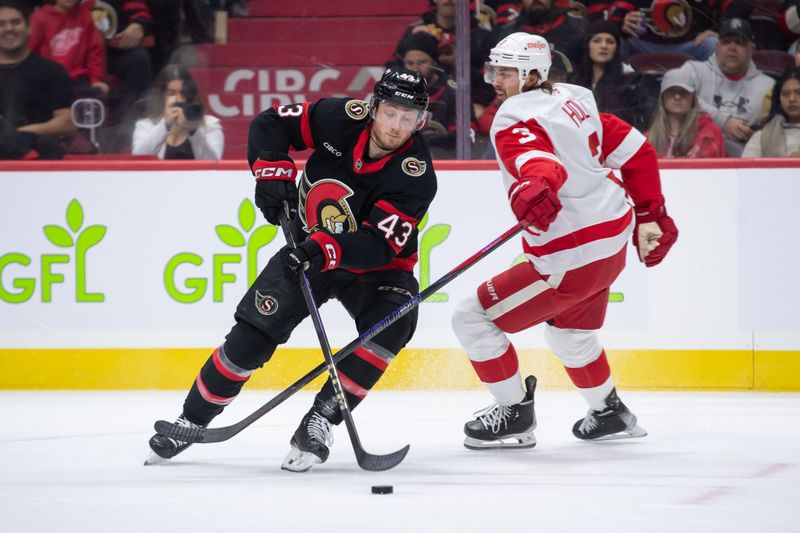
left=146, top=67, right=438, bottom=472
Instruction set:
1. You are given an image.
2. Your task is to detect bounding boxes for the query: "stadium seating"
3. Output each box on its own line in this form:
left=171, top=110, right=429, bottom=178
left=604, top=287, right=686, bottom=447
left=193, top=0, right=429, bottom=158
left=627, top=53, right=691, bottom=74
left=752, top=50, right=795, bottom=79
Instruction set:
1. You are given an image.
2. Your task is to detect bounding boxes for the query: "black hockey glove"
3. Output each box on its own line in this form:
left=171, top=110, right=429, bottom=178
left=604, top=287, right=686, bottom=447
left=280, top=231, right=341, bottom=279
left=252, top=151, right=298, bottom=225
left=280, top=240, right=324, bottom=279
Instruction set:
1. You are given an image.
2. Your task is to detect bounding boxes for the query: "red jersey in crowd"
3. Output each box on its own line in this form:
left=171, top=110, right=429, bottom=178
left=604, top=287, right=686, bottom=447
left=29, top=0, right=105, bottom=84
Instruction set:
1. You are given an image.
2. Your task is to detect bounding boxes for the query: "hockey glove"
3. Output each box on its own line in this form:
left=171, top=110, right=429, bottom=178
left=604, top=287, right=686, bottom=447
left=509, top=177, right=562, bottom=233
left=633, top=201, right=678, bottom=267
left=252, top=151, right=299, bottom=225
left=280, top=232, right=342, bottom=279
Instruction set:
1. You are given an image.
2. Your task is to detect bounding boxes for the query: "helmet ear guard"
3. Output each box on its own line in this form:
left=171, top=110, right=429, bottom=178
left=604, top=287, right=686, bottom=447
left=485, top=32, right=552, bottom=91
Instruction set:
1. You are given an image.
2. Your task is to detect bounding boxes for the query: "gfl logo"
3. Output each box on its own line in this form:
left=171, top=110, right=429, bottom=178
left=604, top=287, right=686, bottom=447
left=0, top=199, right=106, bottom=303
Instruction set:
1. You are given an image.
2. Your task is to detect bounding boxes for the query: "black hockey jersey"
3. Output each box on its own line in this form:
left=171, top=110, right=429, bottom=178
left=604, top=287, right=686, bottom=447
left=247, top=97, right=438, bottom=273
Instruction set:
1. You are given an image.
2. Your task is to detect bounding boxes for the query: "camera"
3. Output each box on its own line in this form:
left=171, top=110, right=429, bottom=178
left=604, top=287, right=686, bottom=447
left=174, top=102, right=204, bottom=121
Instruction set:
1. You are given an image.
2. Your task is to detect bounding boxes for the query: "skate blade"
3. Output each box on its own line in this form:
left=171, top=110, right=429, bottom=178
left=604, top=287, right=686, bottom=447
left=281, top=447, right=323, bottom=473
left=464, top=432, right=537, bottom=450
left=143, top=451, right=168, bottom=466
left=588, top=424, right=648, bottom=442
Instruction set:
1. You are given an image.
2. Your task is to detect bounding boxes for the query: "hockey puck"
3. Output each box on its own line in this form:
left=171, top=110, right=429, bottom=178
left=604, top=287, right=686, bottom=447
left=371, top=485, right=393, bottom=495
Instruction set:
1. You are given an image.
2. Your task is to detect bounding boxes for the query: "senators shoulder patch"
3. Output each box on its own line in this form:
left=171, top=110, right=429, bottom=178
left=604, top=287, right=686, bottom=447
left=345, top=99, right=369, bottom=120
left=401, top=157, right=426, bottom=177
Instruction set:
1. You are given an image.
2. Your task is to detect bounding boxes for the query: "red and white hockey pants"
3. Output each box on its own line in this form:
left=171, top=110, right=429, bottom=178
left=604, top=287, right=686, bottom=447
left=452, top=246, right=626, bottom=410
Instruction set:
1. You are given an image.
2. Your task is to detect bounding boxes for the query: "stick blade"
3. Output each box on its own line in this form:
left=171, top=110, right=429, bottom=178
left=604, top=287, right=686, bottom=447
left=153, top=419, right=207, bottom=443
left=356, top=444, right=410, bottom=471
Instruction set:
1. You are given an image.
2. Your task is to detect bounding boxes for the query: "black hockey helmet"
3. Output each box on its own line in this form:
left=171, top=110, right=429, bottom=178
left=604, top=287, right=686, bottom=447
left=370, top=67, right=429, bottom=127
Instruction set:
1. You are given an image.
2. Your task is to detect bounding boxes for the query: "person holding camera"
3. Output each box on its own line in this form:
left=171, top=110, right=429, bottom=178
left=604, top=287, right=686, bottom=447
left=132, top=64, right=223, bottom=159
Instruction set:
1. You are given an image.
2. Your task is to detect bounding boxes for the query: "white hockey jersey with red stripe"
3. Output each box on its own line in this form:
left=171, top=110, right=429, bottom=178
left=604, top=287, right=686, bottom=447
left=491, top=82, right=655, bottom=274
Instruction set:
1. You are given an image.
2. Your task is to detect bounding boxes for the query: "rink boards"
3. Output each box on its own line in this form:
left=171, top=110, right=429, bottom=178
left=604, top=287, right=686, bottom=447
left=1, top=160, right=798, bottom=391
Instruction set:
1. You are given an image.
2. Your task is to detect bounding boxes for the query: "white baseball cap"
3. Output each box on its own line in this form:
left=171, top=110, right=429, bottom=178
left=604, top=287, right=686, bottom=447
left=660, top=69, right=695, bottom=94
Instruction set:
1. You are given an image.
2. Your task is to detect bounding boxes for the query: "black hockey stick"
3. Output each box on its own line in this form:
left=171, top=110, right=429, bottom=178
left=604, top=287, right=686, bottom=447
left=278, top=209, right=407, bottom=471
left=154, top=221, right=523, bottom=448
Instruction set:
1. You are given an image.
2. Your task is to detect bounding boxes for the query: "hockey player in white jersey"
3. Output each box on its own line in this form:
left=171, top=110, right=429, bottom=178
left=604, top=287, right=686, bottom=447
left=452, top=32, right=679, bottom=449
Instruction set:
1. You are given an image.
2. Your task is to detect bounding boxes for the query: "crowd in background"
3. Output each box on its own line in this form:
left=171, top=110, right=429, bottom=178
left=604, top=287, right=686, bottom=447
left=2, top=0, right=800, bottom=160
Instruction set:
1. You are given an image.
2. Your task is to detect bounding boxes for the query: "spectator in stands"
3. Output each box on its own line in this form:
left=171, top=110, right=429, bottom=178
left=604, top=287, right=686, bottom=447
left=132, top=64, right=223, bottom=159
left=723, top=0, right=800, bottom=51
left=393, top=0, right=495, bottom=107
left=1, top=0, right=74, bottom=159
left=670, top=18, right=775, bottom=157
left=28, top=0, right=108, bottom=97
left=400, top=32, right=460, bottom=157
left=94, top=0, right=153, bottom=103
left=742, top=67, right=800, bottom=157
left=548, top=46, right=573, bottom=82
left=787, top=2, right=800, bottom=51
left=85, top=0, right=155, bottom=153
left=610, top=0, right=720, bottom=61
left=582, top=0, right=614, bottom=21
left=492, top=0, right=587, bottom=65
left=647, top=68, right=725, bottom=158
left=570, top=19, right=656, bottom=130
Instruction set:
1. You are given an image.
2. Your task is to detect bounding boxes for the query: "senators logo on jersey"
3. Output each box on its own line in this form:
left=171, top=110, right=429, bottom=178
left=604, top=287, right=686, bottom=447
left=299, top=176, right=357, bottom=234
left=345, top=99, right=369, bottom=121
left=401, top=157, right=426, bottom=177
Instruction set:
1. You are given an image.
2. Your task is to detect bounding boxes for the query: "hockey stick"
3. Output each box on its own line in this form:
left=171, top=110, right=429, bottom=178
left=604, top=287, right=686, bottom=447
left=154, top=221, right=524, bottom=448
left=278, top=209, right=407, bottom=471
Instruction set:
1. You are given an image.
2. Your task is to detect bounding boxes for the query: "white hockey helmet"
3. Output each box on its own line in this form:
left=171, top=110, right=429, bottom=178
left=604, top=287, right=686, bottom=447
left=484, top=32, right=552, bottom=91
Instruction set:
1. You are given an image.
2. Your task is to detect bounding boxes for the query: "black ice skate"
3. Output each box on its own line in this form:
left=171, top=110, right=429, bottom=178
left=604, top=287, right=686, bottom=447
left=463, top=375, right=538, bottom=450
left=572, top=388, right=647, bottom=441
left=144, top=414, right=203, bottom=465
left=281, top=407, right=334, bottom=472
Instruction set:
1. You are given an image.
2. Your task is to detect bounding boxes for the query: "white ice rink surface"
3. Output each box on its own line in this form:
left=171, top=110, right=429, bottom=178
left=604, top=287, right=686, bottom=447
left=1, top=390, right=798, bottom=532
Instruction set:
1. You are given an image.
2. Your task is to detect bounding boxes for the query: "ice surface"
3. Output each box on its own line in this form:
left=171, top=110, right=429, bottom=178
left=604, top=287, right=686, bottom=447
left=1, top=390, right=798, bottom=532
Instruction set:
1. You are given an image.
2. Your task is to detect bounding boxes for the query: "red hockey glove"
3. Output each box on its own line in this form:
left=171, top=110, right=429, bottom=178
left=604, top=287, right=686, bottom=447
left=509, top=177, right=562, bottom=233
left=633, top=201, right=678, bottom=267
left=252, top=151, right=298, bottom=225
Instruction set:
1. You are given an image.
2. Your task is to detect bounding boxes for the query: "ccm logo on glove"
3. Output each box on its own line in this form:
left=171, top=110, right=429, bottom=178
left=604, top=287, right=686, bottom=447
left=322, top=243, right=338, bottom=270
left=253, top=160, right=296, bottom=180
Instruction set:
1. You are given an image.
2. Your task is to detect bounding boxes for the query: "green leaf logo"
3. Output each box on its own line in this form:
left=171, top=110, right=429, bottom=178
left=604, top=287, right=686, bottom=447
left=43, top=199, right=91, bottom=247
left=66, top=199, right=84, bottom=233
left=78, top=225, right=106, bottom=249
left=238, top=200, right=256, bottom=233
left=43, top=225, right=74, bottom=247
left=216, top=224, right=246, bottom=247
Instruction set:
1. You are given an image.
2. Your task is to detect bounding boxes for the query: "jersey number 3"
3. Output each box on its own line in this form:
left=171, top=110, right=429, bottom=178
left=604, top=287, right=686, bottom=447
left=377, top=214, right=413, bottom=247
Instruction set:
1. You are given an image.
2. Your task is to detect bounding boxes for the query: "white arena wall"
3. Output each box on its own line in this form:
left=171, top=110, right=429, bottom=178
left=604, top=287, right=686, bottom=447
left=1, top=159, right=798, bottom=391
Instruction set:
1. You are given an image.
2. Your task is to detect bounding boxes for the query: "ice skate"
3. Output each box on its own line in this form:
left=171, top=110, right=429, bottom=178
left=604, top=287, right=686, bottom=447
left=572, top=388, right=647, bottom=441
left=463, top=375, right=538, bottom=450
left=281, top=407, right=334, bottom=472
left=144, top=414, right=203, bottom=465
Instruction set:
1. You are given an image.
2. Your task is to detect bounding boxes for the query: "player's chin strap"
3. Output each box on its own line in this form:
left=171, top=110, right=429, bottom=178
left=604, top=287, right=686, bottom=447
left=278, top=202, right=409, bottom=472
left=153, top=221, right=524, bottom=451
